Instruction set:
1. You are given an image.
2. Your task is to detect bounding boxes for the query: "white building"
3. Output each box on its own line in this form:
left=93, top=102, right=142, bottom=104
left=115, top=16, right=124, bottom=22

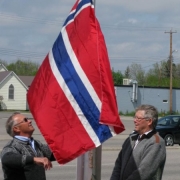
left=0, top=63, right=34, bottom=110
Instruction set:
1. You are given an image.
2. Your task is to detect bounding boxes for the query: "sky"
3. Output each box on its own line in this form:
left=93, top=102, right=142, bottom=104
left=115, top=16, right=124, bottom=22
left=1, top=0, right=180, bottom=73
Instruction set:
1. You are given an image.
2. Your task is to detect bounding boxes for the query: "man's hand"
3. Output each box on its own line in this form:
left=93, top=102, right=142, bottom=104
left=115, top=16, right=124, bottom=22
left=33, top=157, right=52, bottom=170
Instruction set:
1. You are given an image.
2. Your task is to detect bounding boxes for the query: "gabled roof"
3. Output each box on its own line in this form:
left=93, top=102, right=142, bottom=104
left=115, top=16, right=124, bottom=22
left=0, top=63, right=34, bottom=88
left=18, top=76, right=34, bottom=87
left=0, top=71, right=29, bottom=89
left=0, top=63, right=8, bottom=71
left=0, top=71, right=11, bottom=82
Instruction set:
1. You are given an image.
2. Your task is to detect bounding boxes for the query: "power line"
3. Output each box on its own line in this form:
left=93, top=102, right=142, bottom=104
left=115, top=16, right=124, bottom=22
left=1, top=47, right=176, bottom=64
left=0, top=48, right=45, bottom=61
left=1, top=47, right=180, bottom=67
left=0, top=12, right=64, bottom=25
left=1, top=13, right=180, bottom=73
left=1, top=12, right=180, bottom=31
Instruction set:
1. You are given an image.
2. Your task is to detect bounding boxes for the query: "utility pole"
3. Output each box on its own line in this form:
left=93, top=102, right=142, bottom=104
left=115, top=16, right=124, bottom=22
left=165, top=29, right=177, bottom=114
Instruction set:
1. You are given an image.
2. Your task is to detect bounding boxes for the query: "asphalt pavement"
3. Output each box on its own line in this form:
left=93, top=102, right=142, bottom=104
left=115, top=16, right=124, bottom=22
left=0, top=112, right=180, bottom=180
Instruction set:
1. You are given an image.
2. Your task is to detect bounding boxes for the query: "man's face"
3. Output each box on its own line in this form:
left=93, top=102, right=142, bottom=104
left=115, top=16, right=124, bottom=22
left=13, top=114, right=35, bottom=137
left=134, top=110, right=152, bottom=135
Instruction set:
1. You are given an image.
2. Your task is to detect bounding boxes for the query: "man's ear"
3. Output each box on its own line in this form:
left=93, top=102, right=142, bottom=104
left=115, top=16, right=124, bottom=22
left=148, top=119, right=153, bottom=126
left=13, top=126, right=20, bottom=133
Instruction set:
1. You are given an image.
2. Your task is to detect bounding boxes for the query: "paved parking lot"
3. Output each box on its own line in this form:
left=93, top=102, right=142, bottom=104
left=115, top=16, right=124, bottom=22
left=0, top=112, right=180, bottom=180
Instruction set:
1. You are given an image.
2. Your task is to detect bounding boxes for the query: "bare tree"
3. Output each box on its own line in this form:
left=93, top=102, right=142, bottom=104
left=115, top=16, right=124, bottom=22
left=0, top=59, right=8, bottom=67
left=129, top=63, right=145, bottom=85
left=124, top=66, right=131, bottom=79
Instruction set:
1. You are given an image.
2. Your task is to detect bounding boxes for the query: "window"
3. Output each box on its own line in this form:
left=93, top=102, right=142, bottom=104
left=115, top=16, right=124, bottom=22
left=172, top=117, right=179, bottom=125
left=157, top=117, right=170, bottom=126
left=9, top=84, right=14, bottom=100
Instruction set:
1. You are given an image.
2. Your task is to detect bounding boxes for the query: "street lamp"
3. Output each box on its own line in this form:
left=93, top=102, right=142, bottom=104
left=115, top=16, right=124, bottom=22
left=169, top=49, right=178, bottom=114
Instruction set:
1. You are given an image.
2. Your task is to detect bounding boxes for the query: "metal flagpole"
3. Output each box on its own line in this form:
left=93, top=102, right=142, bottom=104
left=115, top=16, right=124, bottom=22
left=92, top=145, right=102, bottom=180
left=91, top=1, right=102, bottom=180
left=93, top=0, right=96, bottom=9
left=77, top=1, right=102, bottom=180
left=77, top=151, right=93, bottom=180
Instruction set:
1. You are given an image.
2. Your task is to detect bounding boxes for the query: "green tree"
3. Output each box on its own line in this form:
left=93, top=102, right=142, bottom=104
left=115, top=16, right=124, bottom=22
left=145, top=63, right=161, bottom=86
left=6, top=59, right=39, bottom=76
left=174, top=64, right=180, bottom=88
left=161, top=57, right=176, bottom=78
left=112, top=70, right=124, bottom=85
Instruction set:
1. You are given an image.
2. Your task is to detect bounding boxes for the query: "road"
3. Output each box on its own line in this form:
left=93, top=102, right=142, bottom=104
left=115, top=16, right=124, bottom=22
left=0, top=112, right=180, bottom=180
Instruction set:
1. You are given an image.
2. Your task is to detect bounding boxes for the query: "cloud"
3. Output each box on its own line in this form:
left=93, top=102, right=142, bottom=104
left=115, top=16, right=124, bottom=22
left=0, top=12, right=22, bottom=26
left=0, top=37, right=9, bottom=47
left=97, top=0, right=180, bottom=13
left=128, top=18, right=138, bottom=24
left=0, top=0, right=180, bottom=72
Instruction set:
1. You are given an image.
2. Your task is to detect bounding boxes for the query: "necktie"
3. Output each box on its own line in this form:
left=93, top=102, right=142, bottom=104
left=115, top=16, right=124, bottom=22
left=138, top=134, right=146, bottom=141
left=28, top=138, right=36, bottom=152
left=134, top=134, right=145, bottom=149
left=28, top=139, right=32, bottom=147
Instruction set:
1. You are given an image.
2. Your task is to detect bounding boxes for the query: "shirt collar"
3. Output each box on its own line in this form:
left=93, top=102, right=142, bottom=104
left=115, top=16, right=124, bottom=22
left=130, top=129, right=157, bottom=140
left=140, top=130, right=152, bottom=138
left=14, top=135, right=32, bottom=142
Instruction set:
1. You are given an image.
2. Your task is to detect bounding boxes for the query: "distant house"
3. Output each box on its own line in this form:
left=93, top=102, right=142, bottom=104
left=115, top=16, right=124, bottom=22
left=0, top=63, right=34, bottom=110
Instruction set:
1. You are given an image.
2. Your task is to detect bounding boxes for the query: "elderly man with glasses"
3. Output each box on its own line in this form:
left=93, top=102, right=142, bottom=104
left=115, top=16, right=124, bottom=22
left=1, top=112, right=55, bottom=180
left=110, top=104, right=166, bottom=180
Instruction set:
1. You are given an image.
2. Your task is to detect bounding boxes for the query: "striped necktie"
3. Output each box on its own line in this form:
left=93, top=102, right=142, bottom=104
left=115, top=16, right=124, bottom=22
left=28, top=138, right=36, bottom=152
left=134, top=134, right=146, bottom=149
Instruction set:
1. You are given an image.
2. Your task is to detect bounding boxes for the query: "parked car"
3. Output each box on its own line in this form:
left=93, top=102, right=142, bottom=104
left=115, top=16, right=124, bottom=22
left=156, top=115, right=180, bottom=146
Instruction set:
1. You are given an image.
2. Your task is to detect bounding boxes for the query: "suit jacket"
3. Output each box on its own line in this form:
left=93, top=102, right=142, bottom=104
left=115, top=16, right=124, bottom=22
left=1, top=137, right=55, bottom=180
left=110, top=130, right=166, bottom=180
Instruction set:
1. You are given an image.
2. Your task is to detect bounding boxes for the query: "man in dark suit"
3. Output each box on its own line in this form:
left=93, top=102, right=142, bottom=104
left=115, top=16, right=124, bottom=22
left=1, top=112, right=56, bottom=180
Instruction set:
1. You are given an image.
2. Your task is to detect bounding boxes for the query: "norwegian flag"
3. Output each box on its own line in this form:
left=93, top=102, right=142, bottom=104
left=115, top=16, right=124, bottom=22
left=27, top=0, right=125, bottom=164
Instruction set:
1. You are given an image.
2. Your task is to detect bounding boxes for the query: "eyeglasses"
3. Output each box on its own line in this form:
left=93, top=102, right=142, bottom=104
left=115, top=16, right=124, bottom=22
left=134, top=116, right=149, bottom=121
left=14, top=118, right=29, bottom=127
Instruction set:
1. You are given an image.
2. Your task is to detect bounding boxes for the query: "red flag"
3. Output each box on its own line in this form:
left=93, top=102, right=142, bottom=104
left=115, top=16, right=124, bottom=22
left=27, top=0, right=125, bottom=164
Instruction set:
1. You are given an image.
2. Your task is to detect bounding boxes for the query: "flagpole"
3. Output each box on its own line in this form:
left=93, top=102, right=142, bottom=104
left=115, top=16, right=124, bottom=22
left=92, top=1, right=102, bottom=180
left=93, top=0, right=96, bottom=8
left=92, top=145, right=102, bottom=180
